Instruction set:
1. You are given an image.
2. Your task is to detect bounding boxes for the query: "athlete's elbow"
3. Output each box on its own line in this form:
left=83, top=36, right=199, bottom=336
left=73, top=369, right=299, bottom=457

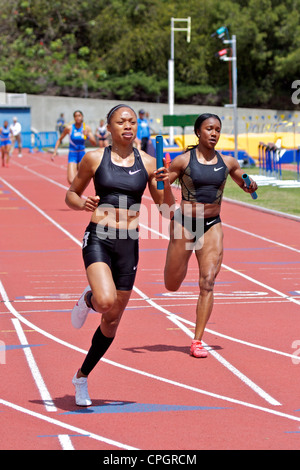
left=65, top=190, right=81, bottom=211
left=65, top=193, right=74, bottom=210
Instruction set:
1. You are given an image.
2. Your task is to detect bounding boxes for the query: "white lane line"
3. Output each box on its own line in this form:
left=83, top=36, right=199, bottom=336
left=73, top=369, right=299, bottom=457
left=168, top=317, right=282, bottom=406
left=133, top=286, right=281, bottom=406
left=142, top=194, right=300, bottom=253
left=58, top=434, right=74, bottom=450
left=2, top=279, right=296, bottom=361
left=0, top=177, right=81, bottom=247
left=2, top=280, right=300, bottom=424
left=11, top=318, right=57, bottom=412
left=139, top=222, right=300, bottom=307
left=166, top=316, right=282, bottom=406
left=9, top=164, right=300, bottom=254
left=0, top=177, right=288, bottom=406
left=0, top=281, right=85, bottom=354
left=0, top=398, right=138, bottom=450
left=12, top=160, right=69, bottom=191
left=170, top=314, right=298, bottom=360
left=222, top=222, right=300, bottom=254
left=222, top=263, right=300, bottom=306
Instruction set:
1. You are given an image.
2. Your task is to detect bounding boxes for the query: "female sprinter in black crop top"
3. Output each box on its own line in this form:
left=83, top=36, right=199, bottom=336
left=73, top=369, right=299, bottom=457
left=65, top=104, right=174, bottom=406
left=165, top=113, right=257, bottom=358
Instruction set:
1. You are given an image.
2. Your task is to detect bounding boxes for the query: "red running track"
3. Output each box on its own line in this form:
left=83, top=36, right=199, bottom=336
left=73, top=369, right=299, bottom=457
left=0, top=150, right=300, bottom=451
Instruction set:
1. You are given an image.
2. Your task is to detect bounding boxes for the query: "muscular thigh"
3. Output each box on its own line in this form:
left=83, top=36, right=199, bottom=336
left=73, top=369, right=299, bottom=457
left=86, top=261, right=116, bottom=299
left=164, top=220, right=194, bottom=286
left=195, top=222, right=224, bottom=278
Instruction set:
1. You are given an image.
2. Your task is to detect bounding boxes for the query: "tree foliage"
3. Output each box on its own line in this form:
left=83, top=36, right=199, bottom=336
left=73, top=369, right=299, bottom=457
left=0, top=0, right=299, bottom=108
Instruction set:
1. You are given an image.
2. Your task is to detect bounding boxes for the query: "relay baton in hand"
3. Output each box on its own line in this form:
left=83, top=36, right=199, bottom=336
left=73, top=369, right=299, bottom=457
left=155, top=135, right=164, bottom=189
left=242, top=174, right=257, bottom=199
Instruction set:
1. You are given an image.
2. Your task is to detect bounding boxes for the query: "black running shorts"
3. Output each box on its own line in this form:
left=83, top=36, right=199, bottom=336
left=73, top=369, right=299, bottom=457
left=172, top=208, right=221, bottom=242
left=82, top=222, right=139, bottom=291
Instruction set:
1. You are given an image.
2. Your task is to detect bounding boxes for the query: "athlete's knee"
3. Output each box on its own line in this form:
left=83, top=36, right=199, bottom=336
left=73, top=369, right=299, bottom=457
left=199, top=273, right=216, bottom=294
left=91, top=291, right=116, bottom=313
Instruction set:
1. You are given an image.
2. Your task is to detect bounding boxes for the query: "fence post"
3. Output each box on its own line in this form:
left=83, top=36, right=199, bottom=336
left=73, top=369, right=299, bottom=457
left=258, top=142, right=262, bottom=175
left=263, top=144, right=267, bottom=176
left=276, top=147, right=282, bottom=180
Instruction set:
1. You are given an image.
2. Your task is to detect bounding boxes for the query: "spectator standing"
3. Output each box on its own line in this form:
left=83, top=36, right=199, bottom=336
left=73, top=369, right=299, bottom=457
left=136, top=109, right=151, bottom=152
left=56, top=113, right=65, bottom=135
left=95, top=119, right=109, bottom=148
left=9, top=117, right=22, bottom=157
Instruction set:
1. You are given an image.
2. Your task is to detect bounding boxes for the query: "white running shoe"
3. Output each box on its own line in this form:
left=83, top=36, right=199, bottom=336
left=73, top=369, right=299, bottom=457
left=72, top=372, right=92, bottom=407
left=71, top=286, right=92, bottom=329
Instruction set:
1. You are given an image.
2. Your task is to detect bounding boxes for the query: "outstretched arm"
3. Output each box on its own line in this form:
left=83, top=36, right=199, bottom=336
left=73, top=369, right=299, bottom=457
left=52, top=126, right=70, bottom=160
left=228, top=156, right=258, bottom=196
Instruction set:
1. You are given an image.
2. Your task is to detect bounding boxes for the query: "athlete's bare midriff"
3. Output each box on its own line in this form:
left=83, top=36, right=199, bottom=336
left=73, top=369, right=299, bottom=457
left=91, top=205, right=140, bottom=230
left=180, top=200, right=221, bottom=219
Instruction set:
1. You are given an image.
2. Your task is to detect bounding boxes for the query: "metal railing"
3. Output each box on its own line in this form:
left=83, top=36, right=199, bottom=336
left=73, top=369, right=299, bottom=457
left=12, top=131, right=59, bottom=152
left=258, top=142, right=300, bottom=181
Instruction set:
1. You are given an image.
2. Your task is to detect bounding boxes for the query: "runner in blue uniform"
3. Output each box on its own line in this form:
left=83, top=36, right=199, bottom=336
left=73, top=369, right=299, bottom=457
left=136, top=109, right=151, bottom=152
left=52, top=110, right=96, bottom=184
left=165, top=113, right=258, bottom=358
left=0, top=120, right=11, bottom=167
left=65, top=104, right=174, bottom=406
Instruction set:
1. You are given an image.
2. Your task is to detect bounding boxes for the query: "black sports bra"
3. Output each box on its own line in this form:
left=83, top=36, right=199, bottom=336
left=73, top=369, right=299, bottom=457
left=94, top=146, right=149, bottom=210
left=180, top=148, right=229, bottom=205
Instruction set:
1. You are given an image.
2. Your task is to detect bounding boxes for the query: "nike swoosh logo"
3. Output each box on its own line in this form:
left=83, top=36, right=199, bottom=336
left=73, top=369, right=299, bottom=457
left=214, top=167, right=224, bottom=172
left=206, top=219, right=217, bottom=226
left=129, top=169, right=142, bottom=175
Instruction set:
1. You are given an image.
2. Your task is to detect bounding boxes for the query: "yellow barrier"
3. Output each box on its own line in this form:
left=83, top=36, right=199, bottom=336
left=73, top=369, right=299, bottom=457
left=174, top=132, right=300, bottom=161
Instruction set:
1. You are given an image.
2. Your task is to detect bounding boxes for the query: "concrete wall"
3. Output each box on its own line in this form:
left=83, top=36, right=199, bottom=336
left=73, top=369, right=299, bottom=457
left=27, top=94, right=300, bottom=137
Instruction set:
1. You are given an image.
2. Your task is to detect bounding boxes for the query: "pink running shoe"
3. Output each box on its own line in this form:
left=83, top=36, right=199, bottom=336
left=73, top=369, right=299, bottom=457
left=190, top=340, right=208, bottom=358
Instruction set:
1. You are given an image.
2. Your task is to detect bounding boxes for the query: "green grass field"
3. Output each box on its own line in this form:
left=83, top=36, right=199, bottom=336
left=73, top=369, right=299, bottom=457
left=224, top=167, right=300, bottom=217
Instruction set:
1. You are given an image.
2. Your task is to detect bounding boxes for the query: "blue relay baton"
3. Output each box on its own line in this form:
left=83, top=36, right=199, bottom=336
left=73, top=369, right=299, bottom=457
left=155, top=135, right=164, bottom=190
left=242, top=174, right=257, bottom=199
